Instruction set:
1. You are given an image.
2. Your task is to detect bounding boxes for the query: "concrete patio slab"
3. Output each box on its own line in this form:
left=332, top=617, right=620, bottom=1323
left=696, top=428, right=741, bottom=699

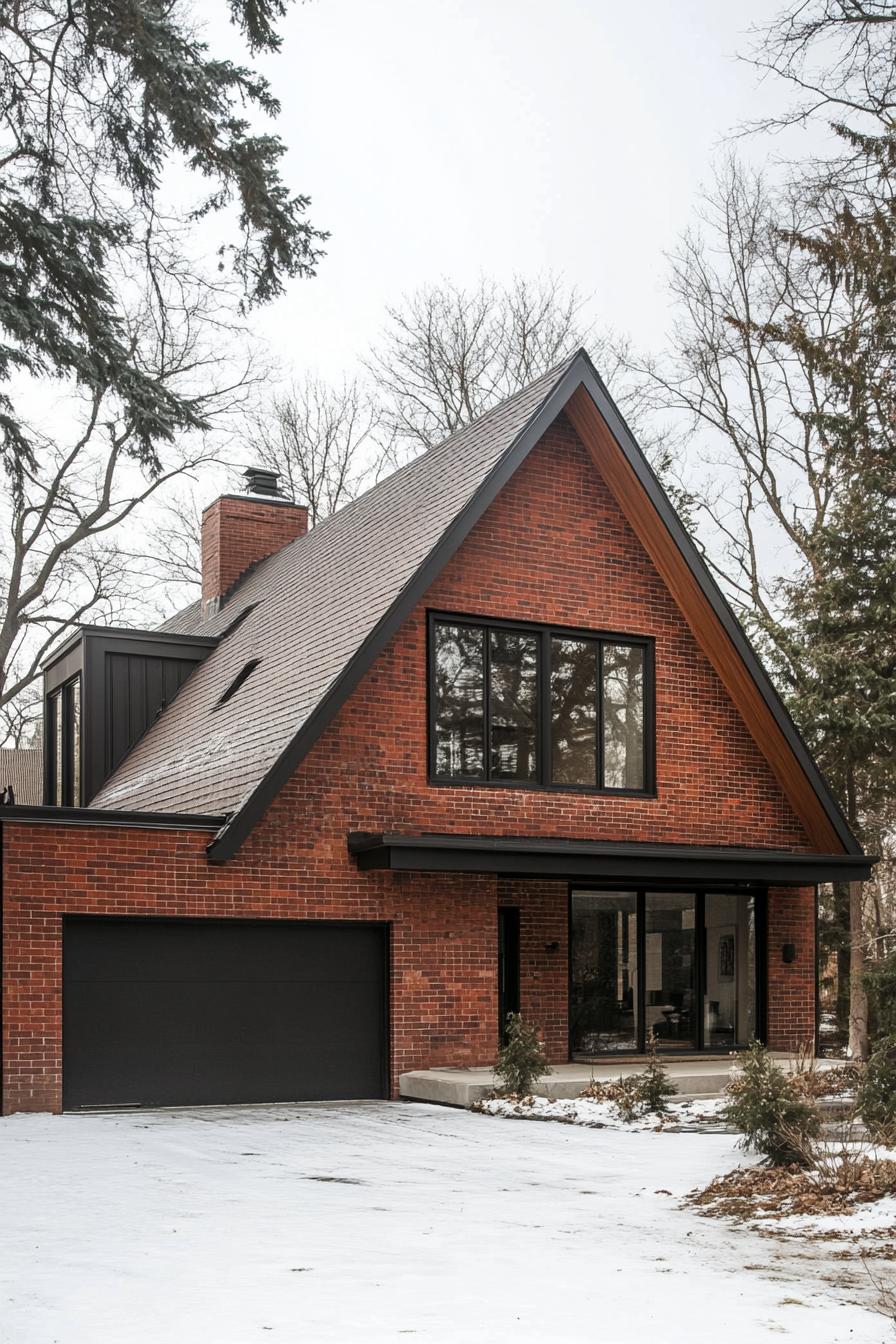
left=399, top=1054, right=839, bottom=1108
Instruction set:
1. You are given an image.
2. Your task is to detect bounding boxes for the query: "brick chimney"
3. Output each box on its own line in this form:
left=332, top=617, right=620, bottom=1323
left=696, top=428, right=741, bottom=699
left=201, top=467, right=308, bottom=616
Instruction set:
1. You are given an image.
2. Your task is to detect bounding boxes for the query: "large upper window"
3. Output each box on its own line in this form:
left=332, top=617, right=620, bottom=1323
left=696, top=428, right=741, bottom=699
left=48, top=675, right=81, bottom=807
left=430, top=615, right=652, bottom=792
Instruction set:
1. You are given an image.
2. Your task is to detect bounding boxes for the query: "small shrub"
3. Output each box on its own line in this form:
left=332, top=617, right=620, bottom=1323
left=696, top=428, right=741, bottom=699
left=494, top=1014, right=552, bottom=1096
left=612, top=1074, right=644, bottom=1123
left=856, top=1035, right=896, bottom=1144
left=579, top=1037, right=676, bottom=1122
left=723, top=1041, right=820, bottom=1165
left=639, top=1036, right=678, bottom=1115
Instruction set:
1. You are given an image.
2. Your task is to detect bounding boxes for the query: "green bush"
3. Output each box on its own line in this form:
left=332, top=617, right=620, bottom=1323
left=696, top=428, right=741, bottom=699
left=639, top=1036, right=678, bottom=1115
left=494, top=1014, right=552, bottom=1096
left=723, top=1041, right=820, bottom=1165
left=857, top=1035, right=896, bottom=1144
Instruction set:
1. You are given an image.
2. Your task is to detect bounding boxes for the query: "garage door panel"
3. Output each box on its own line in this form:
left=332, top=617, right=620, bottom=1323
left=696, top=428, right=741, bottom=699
left=62, top=918, right=388, bottom=1109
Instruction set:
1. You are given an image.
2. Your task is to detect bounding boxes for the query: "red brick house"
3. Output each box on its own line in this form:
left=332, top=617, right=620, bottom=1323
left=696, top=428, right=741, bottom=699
left=0, top=351, right=872, bottom=1114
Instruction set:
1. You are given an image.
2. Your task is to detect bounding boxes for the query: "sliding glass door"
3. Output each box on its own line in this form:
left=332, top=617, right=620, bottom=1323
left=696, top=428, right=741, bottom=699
left=704, top=892, right=757, bottom=1049
left=570, top=892, right=639, bottom=1054
left=570, top=889, right=761, bottom=1057
left=645, top=894, right=697, bottom=1051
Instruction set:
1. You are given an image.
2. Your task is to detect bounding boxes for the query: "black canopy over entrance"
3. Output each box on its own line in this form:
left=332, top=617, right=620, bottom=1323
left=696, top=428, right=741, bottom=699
left=348, top=832, right=874, bottom=887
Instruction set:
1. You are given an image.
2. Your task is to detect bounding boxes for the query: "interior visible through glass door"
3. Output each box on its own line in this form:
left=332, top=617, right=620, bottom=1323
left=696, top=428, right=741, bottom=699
left=704, top=893, right=756, bottom=1048
left=570, top=892, right=639, bottom=1055
left=644, top=893, right=697, bottom=1050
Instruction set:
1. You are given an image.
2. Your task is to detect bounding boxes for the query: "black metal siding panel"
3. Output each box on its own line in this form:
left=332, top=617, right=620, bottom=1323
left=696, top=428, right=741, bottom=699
left=104, top=652, right=199, bottom=781
left=62, top=917, right=388, bottom=1108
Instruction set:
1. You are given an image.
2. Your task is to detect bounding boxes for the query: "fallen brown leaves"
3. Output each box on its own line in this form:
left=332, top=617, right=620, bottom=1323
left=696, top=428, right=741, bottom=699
left=789, top=1065, right=861, bottom=1100
left=687, top=1158, right=896, bottom=1224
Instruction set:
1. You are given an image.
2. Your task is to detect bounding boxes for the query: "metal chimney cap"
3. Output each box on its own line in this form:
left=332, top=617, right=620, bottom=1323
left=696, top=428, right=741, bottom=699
left=243, top=466, right=281, bottom=497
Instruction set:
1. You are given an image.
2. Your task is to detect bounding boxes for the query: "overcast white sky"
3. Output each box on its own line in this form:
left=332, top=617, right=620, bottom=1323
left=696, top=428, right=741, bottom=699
left=208, top=0, right=820, bottom=382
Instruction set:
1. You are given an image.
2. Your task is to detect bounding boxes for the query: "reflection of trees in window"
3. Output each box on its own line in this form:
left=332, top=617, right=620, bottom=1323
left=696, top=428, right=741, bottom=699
left=433, top=624, right=485, bottom=778
left=551, top=638, right=598, bottom=785
left=602, top=644, right=644, bottom=789
left=489, top=630, right=538, bottom=780
left=432, top=618, right=648, bottom=792
left=48, top=675, right=81, bottom=806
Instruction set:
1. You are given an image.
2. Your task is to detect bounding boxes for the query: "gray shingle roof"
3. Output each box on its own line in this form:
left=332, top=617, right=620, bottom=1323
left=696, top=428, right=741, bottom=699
left=92, top=357, right=577, bottom=817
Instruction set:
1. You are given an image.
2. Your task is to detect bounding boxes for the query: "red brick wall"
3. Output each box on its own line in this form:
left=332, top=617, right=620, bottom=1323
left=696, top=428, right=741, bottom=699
left=201, top=496, right=308, bottom=607
left=2, top=413, right=820, bottom=1112
left=766, top=885, right=817, bottom=1052
left=1, top=822, right=507, bottom=1113
left=499, top=881, right=569, bottom=1060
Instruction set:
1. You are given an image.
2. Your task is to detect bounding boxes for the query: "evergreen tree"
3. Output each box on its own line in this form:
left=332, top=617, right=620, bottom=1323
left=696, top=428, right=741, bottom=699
left=0, top=0, right=326, bottom=488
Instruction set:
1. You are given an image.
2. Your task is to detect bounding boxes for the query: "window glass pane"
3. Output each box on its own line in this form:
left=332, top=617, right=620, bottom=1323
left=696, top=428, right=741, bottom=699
left=645, top=893, right=697, bottom=1050
left=433, top=623, right=485, bottom=778
left=704, top=893, right=756, bottom=1048
left=602, top=643, right=645, bottom=789
left=71, top=677, right=81, bottom=805
left=489, top=629, right=538, bottom=781
left=550, top=638, right=598, bottom=786
left=51, top=690, right=63, bottom=806
left=570, top=892, right=639, bottom=1054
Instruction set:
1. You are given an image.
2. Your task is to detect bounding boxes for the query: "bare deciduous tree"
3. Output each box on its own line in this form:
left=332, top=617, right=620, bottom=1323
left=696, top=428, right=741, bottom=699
left=632, top=157, right=893, bottom=1058
left=746, top=0, right=896, bottom=134
left=254, top=378, right=386, bottom=525
left=0, top=265, right=256, bottom=727
left=365, top=275, right=594, bottom=453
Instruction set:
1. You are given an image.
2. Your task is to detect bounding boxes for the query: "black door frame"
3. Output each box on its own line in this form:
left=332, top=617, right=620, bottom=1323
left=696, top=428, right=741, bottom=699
left=498, top=906, right=521, bottom=1042
left=567, top=885, right=768, bottom=1057
left=61, top=913, right=392, bottom=1109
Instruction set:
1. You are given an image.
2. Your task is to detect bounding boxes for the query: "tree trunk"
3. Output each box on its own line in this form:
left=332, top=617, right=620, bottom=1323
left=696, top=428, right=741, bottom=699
left=848, top=879, right=869, bottom=1060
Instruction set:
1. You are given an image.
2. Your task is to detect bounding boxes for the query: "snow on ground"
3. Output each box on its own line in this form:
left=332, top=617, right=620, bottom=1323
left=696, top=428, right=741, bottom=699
left=1, top=1101, right=892, bottom=1344
left=757, top=1195, right=896, bottom=1238
left=476, top=1094, right=730, bottom=1130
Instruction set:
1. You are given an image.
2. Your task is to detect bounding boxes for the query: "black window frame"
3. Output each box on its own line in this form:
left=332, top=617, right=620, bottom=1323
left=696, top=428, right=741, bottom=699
left=566, top=884, right=768, bottom=1056
left=47, top=673, right=82, bottom=807
left=427, top=611, right=656, bottom=796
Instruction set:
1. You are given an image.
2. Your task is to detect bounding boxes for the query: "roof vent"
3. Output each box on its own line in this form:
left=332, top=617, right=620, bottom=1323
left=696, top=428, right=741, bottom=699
left=214, top=659, right=261, bottom=709
left=243, top=466, right=281, bottom=497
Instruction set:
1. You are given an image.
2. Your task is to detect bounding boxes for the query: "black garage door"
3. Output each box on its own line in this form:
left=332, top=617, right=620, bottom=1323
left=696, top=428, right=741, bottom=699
left=62, top=918, right=388, bottom=1109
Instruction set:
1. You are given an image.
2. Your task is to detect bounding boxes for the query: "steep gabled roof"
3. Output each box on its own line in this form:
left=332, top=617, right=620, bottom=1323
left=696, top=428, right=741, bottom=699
left=92, top=349, right=861, bottom=862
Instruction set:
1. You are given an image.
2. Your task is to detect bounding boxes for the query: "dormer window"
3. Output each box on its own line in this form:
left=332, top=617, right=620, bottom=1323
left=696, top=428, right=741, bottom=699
left=428, top=614, right=654, bottom=794
left=48, top=675, right=81, bottom=806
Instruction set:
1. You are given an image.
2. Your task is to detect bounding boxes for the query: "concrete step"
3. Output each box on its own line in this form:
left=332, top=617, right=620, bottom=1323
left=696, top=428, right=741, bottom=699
left=399, top=1056, right=844, bottom=1110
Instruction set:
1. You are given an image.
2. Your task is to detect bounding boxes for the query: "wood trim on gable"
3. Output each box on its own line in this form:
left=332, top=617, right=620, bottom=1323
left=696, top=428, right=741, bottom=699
left=564, top=383, right=841, bottom=854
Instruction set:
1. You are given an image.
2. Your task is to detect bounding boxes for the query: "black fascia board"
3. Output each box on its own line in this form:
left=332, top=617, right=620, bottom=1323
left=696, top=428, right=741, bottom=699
left=347, top=832, right=875, bottom=886
left=576, top=360, right=860, bottom=856
left=207, top=348, right=862, bottom=863
left=43, top=624, right=218, bottom=676
left=0, top=803, right=226, bottom=830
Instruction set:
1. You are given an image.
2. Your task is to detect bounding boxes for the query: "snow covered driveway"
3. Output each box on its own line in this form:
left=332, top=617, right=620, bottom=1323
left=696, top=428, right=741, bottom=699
left=1, top=1102, right=891, bottom=1343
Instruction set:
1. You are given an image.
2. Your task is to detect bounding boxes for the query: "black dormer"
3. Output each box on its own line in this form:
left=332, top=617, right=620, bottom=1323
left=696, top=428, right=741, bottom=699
left=42, top=626, right=217, bottom=807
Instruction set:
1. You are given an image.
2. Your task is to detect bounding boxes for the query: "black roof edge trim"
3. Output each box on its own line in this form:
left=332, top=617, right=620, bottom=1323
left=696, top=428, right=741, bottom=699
left=206, top=353, right=588, bottom=863
left=42, top=623, right=218, bottom=671
left=575, top=359, right=861, bottom=857
left=0, top=804, right=227, bottom=830
left=347, top=832, right=876, bottom=885
left=207, top=348, right=862, bottom=862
